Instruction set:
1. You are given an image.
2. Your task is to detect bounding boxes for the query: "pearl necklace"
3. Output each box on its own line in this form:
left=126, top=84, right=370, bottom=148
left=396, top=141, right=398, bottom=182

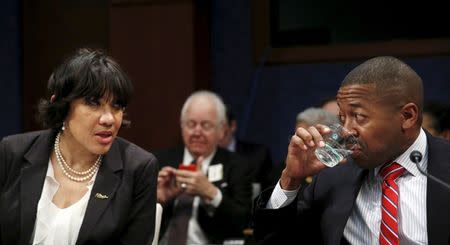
left=54, top=132, right=102, bottom=182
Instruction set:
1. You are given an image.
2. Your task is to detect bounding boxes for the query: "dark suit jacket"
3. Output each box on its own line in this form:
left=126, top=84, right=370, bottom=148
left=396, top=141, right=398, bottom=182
left=155, top=146, right=252, bottom=244
left=253, top=133, right=450, bottom=245
left=235, top=140, right=274, bottom=191
left=0, top=129, right=159, bottom=245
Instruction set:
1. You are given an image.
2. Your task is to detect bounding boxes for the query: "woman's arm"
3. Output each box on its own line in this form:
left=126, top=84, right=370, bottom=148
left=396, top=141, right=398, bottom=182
left=119, top=155, right=159, bottom=245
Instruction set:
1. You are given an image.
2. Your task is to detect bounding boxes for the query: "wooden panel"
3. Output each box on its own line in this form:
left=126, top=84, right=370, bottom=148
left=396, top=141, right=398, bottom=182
left=110, top=2, right=198, bottom=152
left=23, top=0, right=109, bottom=131
left=23, top=0, right=210, bottom=152
left=112, top=0, right=191, bottom=5
left=251, top=0, right=450, bottom=64
left=268, top=39, right=450, bottom=64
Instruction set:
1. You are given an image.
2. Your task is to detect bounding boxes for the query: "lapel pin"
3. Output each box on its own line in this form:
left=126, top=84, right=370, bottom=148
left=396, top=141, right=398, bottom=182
left=95, top=193, right=109, bottom=199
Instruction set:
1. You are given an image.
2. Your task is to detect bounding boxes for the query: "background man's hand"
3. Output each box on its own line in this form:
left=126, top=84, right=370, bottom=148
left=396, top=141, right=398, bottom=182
left=175, top=156, right=218, bottom=201
left=157, top=166, right=182, bottom=203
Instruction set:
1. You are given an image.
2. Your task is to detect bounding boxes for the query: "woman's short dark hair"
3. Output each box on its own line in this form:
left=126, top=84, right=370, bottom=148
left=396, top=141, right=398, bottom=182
left=38, top=48, right=133, bottom=129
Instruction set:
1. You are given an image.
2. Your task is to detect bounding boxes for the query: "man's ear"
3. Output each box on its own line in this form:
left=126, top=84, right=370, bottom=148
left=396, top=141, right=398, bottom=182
left=50, top=94, right=56, bottom=103
left=218, top=124, right=225, bottom=139
left=401, top=102, right=419, bottom=130
left=230, top=120, right=237, bottom=134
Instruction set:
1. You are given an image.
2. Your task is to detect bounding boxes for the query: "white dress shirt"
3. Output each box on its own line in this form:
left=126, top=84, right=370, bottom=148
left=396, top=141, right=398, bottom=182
left=268, top=128, right=428, bottom=244
left=31, top=159, right=96, bottom=245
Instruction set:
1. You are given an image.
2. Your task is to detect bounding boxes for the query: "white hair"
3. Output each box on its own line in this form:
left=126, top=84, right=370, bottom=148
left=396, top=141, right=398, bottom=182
left=180, top=90, right=226, bottom=127
left=296, top=107, right=339, bottom=126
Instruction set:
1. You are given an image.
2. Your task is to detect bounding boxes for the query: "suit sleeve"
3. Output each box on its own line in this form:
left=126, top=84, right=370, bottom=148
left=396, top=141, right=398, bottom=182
left=252, top=177, right=322, bottom=244
left=198, top=154, right=253, bottom=240
left=0, top=139, right=6, bottom=191
left=119, top=155, right=159, bottom=245
left=0, top=137, right=14, bottom=244
left=0, top=138, right=5, bottom=243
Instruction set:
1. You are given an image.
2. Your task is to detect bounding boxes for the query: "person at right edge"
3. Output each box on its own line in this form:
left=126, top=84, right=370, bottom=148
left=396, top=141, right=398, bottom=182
left=253, top=56, right=450, bottom=244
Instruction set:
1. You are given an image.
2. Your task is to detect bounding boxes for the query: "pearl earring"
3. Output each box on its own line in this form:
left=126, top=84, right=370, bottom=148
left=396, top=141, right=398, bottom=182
left=62, top=122, right=66, bottom=131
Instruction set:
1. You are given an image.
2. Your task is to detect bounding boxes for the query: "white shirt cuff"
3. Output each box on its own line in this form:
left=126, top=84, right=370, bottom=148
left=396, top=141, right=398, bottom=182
left=267, top=180, right=300, bottom=209
left=209, top=188, right=222, bottom=208
left=201, top=188, right=222, bottom=217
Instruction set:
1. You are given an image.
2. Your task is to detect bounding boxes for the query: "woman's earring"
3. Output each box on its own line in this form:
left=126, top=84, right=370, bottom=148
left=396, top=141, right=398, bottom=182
left=62, top=122, right=66, bottom=131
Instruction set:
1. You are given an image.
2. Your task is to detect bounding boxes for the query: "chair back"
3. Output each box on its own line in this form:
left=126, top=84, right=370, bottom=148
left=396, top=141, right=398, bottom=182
left=152, top=203, right=163, bottom=245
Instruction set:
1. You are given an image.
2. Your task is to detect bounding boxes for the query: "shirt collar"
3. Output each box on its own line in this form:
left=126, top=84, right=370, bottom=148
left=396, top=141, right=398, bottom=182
left=183, top=148, right=217, bottom=173
left=46, top=159, right=58, bottom=185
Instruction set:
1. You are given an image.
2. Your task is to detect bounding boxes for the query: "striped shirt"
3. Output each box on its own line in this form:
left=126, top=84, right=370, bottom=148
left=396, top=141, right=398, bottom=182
left=268, top=129, right=428, bottom=244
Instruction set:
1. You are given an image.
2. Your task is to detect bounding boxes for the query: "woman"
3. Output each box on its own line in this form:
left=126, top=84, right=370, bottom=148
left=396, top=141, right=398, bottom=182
left=0, top=48, right=158, bottom=245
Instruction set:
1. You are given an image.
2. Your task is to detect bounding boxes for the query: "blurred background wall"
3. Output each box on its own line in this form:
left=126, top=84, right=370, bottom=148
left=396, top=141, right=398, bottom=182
left=1, top=0, right=450, bottom=166
left=211, top=0, right=450, bottom=164
left=0, top=0, right=22, bottom=138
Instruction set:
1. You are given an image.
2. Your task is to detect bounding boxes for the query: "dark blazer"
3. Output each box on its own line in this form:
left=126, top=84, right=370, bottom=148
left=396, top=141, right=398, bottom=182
left=0, top=129, right=159, bottom=245
left=155, top=146, right=252, bottom=244
left=253, top=133, right=450, bottom=245
left=235, top=140, right=274, bottom=191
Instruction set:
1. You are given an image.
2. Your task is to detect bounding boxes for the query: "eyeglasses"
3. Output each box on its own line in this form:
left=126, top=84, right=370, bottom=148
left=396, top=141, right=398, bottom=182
left=182, top=120, right=217, bottom=132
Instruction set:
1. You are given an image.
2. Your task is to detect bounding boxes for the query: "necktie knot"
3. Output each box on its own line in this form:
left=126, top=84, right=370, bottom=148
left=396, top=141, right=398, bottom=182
left=380, top=162, right=405, bottom=181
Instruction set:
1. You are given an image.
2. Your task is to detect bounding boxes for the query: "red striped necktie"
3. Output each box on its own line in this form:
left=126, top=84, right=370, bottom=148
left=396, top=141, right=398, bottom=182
left=379, top=162, right=405, bottom=245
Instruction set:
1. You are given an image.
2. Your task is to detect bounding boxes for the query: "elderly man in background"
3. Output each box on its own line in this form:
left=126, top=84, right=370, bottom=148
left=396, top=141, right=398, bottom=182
left=156, top=90, right=252, bottom=245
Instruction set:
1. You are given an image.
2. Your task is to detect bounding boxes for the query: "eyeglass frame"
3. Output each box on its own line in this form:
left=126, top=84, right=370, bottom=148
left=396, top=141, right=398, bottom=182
left=181, top=119, right=223, bottom=132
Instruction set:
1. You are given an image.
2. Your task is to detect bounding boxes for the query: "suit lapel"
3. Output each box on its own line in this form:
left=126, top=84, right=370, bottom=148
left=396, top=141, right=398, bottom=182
left=326, top=162, right=368, bottom=244
left=20, top=130, right=54, bottom=244
left=76, top=141, right=122, bottom=244
left=425, top=135, right=450, bottom=244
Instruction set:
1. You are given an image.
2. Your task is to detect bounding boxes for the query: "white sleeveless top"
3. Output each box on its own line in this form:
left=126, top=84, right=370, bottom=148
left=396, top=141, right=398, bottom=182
left=31, top=159, right=97, bottom=245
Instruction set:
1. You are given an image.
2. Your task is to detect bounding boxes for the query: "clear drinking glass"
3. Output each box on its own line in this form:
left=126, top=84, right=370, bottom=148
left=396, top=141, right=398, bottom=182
left=314, top=124, right=357, bottom=167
